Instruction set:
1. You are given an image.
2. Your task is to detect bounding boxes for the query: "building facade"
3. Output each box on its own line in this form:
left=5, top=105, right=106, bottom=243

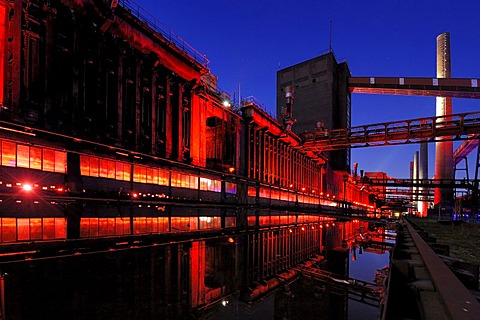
left=276, top=52, right=351, bottom=172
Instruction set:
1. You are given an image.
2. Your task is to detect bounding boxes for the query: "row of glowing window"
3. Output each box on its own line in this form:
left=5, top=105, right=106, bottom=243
left=0, top=216, right=237, bottom=242
left=247, top=215, right=332, bottom=226
left=0, top=217, right=66, bottom=242
left=80, top=216, right=236, bottom=238
left=0, top=140, right=66, bottom=173
left=250, top=187, right=337, bottom=206
left=80, top=155, right=228, bottom=193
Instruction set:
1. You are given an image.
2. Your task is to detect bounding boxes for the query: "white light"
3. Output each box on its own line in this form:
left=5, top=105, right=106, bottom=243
left=222, top=100, right=231, bottom=107
left=221, top=300, right=229, bottom=306
left=23, top=184, right=32, bottom=191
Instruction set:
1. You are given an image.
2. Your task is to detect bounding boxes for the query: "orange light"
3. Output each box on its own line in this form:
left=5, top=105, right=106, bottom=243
left=320, top=225, right=323, bottom=228
left=326, top=223, right=330, bottom=227
left=228, top=167, right=235, bottom=173
left=311, top=226, right=315, bottom=229
left=227, top=237, right=235, bottom=243
left=332, top=223, right=335, bottom=227
left=311, top=190, right=315, bottom=193
left=301, top=227, right=305, bottom=231
left=289, top=229, right=293, bottom=233
left=23, top=184, right=32, bottom=191
left=301, top=187, right=306, bottom=192
left=132, top=193, right=138, bottom=198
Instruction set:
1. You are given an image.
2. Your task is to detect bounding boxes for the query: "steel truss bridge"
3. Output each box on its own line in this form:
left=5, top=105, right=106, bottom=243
left=301, top=111, right=480, bottom=152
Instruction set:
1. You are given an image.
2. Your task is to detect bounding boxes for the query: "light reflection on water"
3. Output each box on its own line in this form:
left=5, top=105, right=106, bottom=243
left=348, top=247, right=391, bottom=320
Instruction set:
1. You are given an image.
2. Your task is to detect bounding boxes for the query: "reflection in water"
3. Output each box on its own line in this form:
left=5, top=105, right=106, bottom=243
left=204, top=225, right=393, bottom=320
left=0, top=208, right=394, bottom=320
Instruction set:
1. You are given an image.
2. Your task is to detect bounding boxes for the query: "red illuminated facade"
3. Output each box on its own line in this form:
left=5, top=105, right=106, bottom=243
left=0, top=0, right=375, bottom=245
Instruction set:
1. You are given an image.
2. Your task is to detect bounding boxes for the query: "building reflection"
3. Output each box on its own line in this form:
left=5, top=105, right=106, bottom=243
left=0, top=205, right=392, bottom=320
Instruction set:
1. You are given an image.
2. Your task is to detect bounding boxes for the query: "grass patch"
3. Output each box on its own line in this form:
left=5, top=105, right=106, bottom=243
left=408, top=217, right=480, bottom=265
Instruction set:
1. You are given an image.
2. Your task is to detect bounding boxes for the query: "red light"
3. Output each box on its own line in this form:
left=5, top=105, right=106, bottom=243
left=57, top=187, right=64, bottom=192
left=326, top=223, right=330, bottom=227
left=132, top=193, right=138, bottom=198
left=23, top=184, right=32, bottom=191
left=301, top=187, right=306, bottom=192
left=289, top=184, right=294, bottom=188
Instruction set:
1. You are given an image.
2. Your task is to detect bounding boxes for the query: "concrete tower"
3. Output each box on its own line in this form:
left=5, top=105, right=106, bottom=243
left=434, top=32, right=453, bottom=207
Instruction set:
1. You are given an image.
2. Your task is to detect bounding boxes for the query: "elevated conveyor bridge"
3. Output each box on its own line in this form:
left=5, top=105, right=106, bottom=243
left=301, top=111, right=480, bottom=152
left=349, top=77, right=480, bottom=99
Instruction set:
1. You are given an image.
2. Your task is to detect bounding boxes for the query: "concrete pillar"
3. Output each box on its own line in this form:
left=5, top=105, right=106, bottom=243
left=434, top=32, right=454, bottom=207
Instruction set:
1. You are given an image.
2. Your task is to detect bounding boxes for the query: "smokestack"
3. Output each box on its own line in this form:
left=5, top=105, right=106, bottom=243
left=434, top=32, right=454, bottom=207
left=413, top=151, right=419, bottom=211
left=418, top=143, right=428, bottom=216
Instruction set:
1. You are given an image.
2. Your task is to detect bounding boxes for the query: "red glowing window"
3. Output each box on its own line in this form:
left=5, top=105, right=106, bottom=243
left=134, top=217, right=147, bottom=234
left=151, top=168, right=159, bottom=185
left=99, top=159, right=109, bottom=178
left=1, top=218, right=16, bottom=242
left=30, top=218, right=42, bottom=240
left=80, top=218, right=91, bottom=237
left=89, top=157, right=99, bottom=177
left=42, top=149, right=55, bottom=172
left=123, top=164, right=131, bottom=181
left=80, top=155, right=90, bottom=176
left=115, top=162, right=124, bottom=180
left=158, top=168, right=169, bottom=186
left=2, top=141, right=16, bottom=167
left=16, top=145, right=29, bottom=168
left=17, top=218, right=30, bottom=241
left=133, top=165, right=147, bottom=183
left=146, top=168, right=153, bottom=184
left=54, top=151, right=66, bottom=173
left=115, top=217, right=130, bottom=235
left=158, top=217, right=168, bottom=233
left=30, top=147, right=42, bottom=170
left=42, top=218, right=55, bottom=239
left=106, top=160, right=115, bottom=179
left=88, top=218, right=99, bottom=237
left=55, top=218, right=66, bottom=239
left=98, top=218, right=110, bottom=236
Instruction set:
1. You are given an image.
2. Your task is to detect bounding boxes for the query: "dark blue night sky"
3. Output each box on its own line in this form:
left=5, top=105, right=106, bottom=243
left=135, top=0, right=480, bottom=178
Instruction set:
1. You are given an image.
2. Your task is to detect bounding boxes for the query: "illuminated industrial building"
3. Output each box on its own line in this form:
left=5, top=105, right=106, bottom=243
left=0, top=0, right=374, bottom=244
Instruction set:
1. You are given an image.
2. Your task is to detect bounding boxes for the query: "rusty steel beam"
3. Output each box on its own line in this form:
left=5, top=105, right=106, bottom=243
left=349, top=76, right=480, bottom=99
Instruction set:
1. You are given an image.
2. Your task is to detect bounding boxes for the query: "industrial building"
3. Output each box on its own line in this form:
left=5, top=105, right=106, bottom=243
left=276, top=52, right=351, bottom=173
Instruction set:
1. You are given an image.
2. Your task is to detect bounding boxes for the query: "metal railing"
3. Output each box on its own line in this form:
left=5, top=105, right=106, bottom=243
left=242, top=96, right=278, bottom=120
left=117, top=0, right=209, bottom=67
